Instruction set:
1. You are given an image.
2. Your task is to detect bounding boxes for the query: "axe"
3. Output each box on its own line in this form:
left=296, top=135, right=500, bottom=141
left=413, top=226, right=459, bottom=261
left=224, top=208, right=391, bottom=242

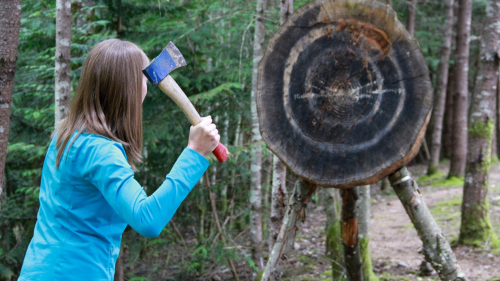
left=143, top=42, right=229, bottom=163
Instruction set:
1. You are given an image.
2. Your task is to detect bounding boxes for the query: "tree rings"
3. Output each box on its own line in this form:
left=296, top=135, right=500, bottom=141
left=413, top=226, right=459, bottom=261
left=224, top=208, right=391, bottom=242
left=257, top=0, right=432, bottom=188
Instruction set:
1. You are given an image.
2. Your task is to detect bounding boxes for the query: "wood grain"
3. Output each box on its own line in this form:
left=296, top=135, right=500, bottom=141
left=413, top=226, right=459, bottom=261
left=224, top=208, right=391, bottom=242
left=257, top=0, right=432, bottom=187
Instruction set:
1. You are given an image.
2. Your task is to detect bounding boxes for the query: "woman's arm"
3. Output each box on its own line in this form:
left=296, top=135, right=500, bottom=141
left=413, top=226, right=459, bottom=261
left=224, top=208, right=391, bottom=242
left=84, top=142, right=209, bottom=238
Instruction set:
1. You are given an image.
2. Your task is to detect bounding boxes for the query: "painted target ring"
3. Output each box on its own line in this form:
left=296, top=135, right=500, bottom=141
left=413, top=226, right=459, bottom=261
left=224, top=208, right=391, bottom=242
left=257, top=0, right=432, bottom=188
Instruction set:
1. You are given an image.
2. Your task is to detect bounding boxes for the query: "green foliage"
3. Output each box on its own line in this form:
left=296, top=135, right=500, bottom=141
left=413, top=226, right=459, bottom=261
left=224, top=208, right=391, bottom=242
left=4, top=0, right=499, bottom=279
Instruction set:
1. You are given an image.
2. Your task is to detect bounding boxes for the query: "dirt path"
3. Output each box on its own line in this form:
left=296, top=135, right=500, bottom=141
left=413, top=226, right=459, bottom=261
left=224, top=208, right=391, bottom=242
left=281, top=164, right=500, bottom=280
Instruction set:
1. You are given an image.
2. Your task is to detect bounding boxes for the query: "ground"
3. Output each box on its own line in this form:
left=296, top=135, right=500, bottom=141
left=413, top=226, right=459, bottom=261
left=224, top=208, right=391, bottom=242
left=277, top=162, right=500, bottom=281
left=141, top=162, right=500, bottom=280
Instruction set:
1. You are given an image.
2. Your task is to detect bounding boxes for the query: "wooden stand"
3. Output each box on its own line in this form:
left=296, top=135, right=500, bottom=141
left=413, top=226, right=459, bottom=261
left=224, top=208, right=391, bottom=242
left=388, top=167, right=468, bottom=281
left=261, top=179, right=316, bottom=281
left=341, top=187, right=364, bottom=281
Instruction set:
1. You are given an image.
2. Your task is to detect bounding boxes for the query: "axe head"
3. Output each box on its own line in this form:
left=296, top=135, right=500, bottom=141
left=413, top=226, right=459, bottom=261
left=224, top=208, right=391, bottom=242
left=142, top=42, right=187, bottom=84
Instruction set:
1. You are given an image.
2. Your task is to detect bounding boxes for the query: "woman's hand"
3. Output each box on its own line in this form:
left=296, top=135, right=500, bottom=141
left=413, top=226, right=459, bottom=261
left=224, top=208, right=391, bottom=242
left=187, top=116, right=220, bottom=157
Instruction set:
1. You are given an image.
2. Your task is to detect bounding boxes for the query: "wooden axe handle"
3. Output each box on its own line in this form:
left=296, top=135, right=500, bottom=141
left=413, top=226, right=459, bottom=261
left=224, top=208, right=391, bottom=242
left=158, top=75, right=229, bottom=163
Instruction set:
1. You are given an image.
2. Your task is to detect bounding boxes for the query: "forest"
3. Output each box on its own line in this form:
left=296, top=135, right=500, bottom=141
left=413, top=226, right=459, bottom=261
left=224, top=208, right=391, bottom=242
left=1, top=0, right=500, bottom=280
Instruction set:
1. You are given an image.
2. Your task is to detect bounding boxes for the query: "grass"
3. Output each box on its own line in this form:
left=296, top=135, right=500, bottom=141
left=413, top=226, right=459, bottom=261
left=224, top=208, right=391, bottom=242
left=417, top=172, right=446, bottom=185
left=430, top=176, right=464, bottom=188
left=416, top=171, right=464, bottom=188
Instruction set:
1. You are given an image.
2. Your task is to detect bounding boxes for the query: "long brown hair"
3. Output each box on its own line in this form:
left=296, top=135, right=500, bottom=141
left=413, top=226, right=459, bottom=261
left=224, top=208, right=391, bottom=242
left=55, top=39, right=148, bottom=171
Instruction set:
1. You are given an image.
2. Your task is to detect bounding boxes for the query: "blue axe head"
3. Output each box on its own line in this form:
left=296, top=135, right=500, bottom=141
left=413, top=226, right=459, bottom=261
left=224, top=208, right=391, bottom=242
left=142, top=42, right=187, bottom=84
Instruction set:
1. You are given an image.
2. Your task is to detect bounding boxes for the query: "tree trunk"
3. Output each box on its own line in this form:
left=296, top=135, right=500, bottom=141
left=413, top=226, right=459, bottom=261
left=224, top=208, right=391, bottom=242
left=250, top=0, right=266, bottom=268
left=261, top=179, right=316, bottom=281
left=358, top=185, right=378, bottom=281
left=323, top=188, right=344, bottom=280
left=407, top=0, right=417, bottom=37
left=268, top=0, right=293, bottom=256
left=114, top=243, right=124, bottom=281
left=458, top=0, right=500, bottom=247
left=55, top=0, right=72, bottom=125
left=388, top=167, right=469, bottom=280
left=444, top=66, right=456, bottom=158
left=428, top=0, right=455, bottom=175
left=280, top=0, right=293, bottom=26
left=269, top=156, right=287, bottom=253
left=449, top=0, right=473, bottom=178
left=0, top=0, right=22, bottom=212
left=221, top=110, right=229, bottom=213
left=341, top=187, right=364, bottom=281
left=497, top=74, right=500, bottom=157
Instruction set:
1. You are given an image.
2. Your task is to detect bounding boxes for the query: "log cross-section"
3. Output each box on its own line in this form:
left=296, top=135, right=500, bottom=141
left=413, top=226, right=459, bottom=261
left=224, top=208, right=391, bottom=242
left=257, top=0, right=432, bottom=188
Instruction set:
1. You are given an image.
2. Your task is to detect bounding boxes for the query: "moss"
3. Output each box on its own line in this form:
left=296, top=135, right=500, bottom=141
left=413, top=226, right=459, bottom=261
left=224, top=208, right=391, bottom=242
left=426, top=164, right=440, bottom=176
left=430, top=176, right=464, bottom=187
left=360, top=237, right=379, bottom=281
left=469, top=120, right=494, bottom=139
left=469, top=120, right=495, bottom=173
left=378, top=272, right=412, bottom=281
left=492, top=155, right=499, bottom=165
left=417, top=172, right=446, bottom=185
left=459, top=199, right=500, bottom=248
left=326, top=221, right=345, bottom=280
left=255, top=269, right=264, bottom=281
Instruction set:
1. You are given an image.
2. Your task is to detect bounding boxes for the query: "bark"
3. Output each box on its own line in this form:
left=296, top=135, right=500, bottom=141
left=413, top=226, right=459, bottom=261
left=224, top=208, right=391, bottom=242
left=114, top=243, right=124, bottom=281
left=388, top=167, right=469, bottom=280
left=268, top=0, right=293, bottom=256
left=428, top=0, right=455, bottom=175
left=497, top=75, right=500, bottom=156
left=280, top=0, right=293, bottom=26
left=492, top=115, right=497, bottom=158
left=250, top=0, right=266, bottom=267
left=341, top=187, right=363, bottom=281
left=449, top=0, right=473, bottom=178
left=358, top=185, right=378, bottom=281
left=407, top=0, right=417, bottom=37
left=221, top=110, right=229, bottom=213
left=55, top=0, right=72, bottom=125
left=0, top=0, right=22, bottom=211
left=444, top=66, right=456, bottom=158
left=261, top=179, right=316, bottom=281
left=269, top=156, right=287, bottom=253
left=323, top=188, right=344, bottom=280
left=458, top=0, right=500, bottom=247
left=386, top=0, right=392, bottom=6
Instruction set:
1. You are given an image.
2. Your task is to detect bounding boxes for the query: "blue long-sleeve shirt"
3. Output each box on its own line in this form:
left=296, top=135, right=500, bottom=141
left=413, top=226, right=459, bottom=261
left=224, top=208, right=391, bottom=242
left=19, top=132, right=209, bottom=280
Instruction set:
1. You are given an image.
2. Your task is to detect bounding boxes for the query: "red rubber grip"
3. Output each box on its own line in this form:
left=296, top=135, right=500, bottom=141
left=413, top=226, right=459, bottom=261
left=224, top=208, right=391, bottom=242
left=212, top=143, right=229, bottom=163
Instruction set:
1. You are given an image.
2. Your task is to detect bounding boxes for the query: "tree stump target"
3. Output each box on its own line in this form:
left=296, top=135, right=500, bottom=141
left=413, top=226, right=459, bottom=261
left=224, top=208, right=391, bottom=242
left=257, top=0, right=433, bottom=188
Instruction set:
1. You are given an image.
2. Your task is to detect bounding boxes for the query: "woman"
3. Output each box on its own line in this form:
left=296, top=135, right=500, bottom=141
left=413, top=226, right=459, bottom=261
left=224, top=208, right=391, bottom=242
left=19, top=39, right=220, bottom=280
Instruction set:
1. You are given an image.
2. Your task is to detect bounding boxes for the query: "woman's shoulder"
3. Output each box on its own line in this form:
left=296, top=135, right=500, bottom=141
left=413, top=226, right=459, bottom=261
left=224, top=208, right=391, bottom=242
left=77, top=132, right=126, bottom=155
left=53, top=131, right=128, bottom=165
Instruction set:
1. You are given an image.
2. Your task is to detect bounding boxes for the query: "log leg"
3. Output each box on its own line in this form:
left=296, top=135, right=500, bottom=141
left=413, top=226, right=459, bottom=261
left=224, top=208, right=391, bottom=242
left=341, top=187, right=364, bottom=281
left=388, top=167, right=469, bottom=281
left=261, top=179, right=316, bottom=281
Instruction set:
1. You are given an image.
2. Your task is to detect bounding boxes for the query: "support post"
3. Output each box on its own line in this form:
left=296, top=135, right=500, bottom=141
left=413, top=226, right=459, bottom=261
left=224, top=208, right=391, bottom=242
left=261, top=179, right=316, bottom=281
left=341, top=187, right=364, bottom=281
left=388, top=167, right=469, bottom=281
